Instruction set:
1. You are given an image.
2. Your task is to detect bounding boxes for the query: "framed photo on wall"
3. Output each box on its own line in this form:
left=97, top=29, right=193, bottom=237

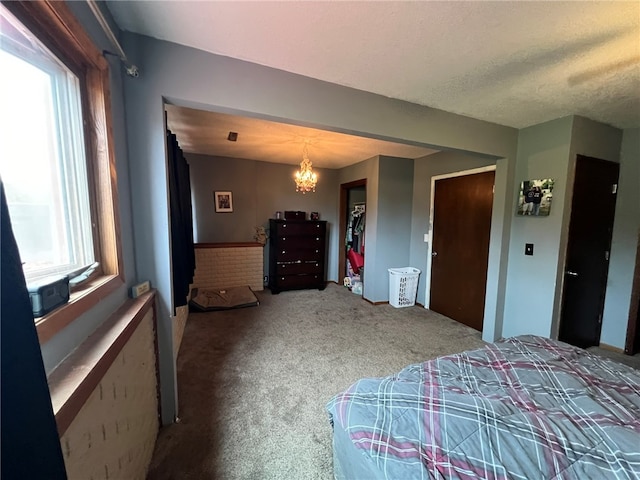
left=214, top=191, right=233, bottom=212
left=516, top=178, right=554, bottom=216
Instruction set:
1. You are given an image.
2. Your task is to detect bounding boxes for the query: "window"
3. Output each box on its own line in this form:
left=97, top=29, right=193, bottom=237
left=1, top=7, right=94, bottom=282
left=0, top=1, right=124, bottom=343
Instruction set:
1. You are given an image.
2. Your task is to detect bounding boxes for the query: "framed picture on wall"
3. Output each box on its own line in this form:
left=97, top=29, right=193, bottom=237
left=516, top=178, right=554, bottom=216
left=214, top=191, right=233, bottom=213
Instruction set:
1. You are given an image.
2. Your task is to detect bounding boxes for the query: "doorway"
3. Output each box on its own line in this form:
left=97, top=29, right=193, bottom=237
left=625, top=232, right=640, bottom=355
left=428, top=168, right=495, bottom=331
left=339, top=179, right=366, bottom=286
left=559, top=155, right=620, bottom=348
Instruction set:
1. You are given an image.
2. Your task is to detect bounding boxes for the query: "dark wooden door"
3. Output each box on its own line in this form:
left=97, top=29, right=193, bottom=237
left=559, top=156, right=619, bottom=348
left=430, top=171, right=494, bottom=331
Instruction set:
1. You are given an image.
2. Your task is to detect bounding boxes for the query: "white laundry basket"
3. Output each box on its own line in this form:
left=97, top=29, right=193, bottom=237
left=388, top=267, right=421, bottom=308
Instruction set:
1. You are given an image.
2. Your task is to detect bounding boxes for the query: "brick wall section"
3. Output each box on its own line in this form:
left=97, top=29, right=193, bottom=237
left=192, top=244, right=264, bottom=292
left=60, top=310, right=158, bottom=479
left=173, top=304, right=188, bottom=359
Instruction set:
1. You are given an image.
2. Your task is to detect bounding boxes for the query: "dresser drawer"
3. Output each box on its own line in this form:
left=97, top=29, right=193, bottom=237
left=276, top=235, right=325, bottom=248
left=275, top=222, right=325, bottom=236
left=274, top=274, right=323, bottom=289
left=276, top=262, right=322, bottom=275
left=275, top=248, right=323, bottom=262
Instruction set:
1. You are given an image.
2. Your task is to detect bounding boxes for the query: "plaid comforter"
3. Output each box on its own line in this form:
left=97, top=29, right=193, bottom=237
left=326, top=335, right=640, bottom=479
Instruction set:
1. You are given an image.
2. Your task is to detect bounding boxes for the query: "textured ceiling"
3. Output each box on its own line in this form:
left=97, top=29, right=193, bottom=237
left=165, top=105, right=439, bottom=169
left=107, top=1, right=640, bottom=130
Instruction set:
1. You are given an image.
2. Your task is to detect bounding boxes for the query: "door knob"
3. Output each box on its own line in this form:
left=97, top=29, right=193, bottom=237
left=431, top=251, right=438, bottom=257
left=566, top=270, right=579, bottom=277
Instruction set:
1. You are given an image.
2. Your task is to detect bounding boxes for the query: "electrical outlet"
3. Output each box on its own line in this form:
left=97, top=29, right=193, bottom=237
left=525, top=243, right=534, bottom=256
left=130, top=280, right=151, bottom=298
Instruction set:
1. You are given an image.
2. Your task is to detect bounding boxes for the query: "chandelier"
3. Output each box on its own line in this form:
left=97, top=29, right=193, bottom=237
left=294, top=142, right=317, bottom=193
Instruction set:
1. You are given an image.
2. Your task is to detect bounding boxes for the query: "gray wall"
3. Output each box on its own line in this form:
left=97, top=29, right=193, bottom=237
left=121, top=30, right=518, bottom=423
left=501, top=116, right=625, bottom=344
left=337, top=157, right=380, bottom=300
left=601, top=128, right=640, bottom=347
left=348, top=187, right=366, bottom=209
left=336, top=155, right=416, bottom=303
left=40, top=2, right=137, bottom=373
left=187, top=153, right=339, bottom=281
left=502, top=117, right=574, bottom=338
left=373, top=156, right=415, bottom=302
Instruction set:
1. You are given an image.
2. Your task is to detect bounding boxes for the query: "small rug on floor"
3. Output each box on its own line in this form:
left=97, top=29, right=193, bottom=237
left=190, top=286, right=259, bottom=311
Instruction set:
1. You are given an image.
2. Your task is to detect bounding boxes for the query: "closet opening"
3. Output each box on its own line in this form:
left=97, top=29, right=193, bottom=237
left=338, top=179, right=366, bottom=296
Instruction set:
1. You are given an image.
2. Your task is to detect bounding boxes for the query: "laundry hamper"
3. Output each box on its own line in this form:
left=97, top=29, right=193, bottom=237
left=388, top=267, right=421, bottom=308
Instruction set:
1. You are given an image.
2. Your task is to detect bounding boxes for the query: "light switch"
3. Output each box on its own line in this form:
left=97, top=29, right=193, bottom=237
left=525, top=243, right=534, bottom=256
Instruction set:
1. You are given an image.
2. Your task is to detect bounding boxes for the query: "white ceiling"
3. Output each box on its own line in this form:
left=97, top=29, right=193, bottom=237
left=165, top=105, right=439, bottom=168
left=107, top=1, right=640, bottom=166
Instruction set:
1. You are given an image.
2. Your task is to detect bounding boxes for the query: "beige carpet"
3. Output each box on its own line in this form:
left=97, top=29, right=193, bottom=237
left=587, top=346, right=640, bottom=370
left=146, top=283, right=485, bottom=479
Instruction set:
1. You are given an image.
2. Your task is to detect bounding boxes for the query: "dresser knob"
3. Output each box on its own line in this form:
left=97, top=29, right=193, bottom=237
left=282, top=250, right=286, bottom=254
left=283, top=224, right=287, bottom=228
left=315, top=249, right=319, bottom=253
left=316, top=237, right=320, bottom=241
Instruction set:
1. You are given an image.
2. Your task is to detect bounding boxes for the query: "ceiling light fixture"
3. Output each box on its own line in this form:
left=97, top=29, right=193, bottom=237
left=294, top=142, right=317, bottom=194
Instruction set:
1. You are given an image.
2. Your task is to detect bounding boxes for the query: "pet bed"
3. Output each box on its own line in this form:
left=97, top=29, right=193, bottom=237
left=189, top=286, right=259, bottom=311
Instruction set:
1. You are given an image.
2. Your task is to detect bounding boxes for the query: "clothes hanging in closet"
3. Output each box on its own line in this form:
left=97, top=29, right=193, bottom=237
left=348, top=204, right=365, bottom=254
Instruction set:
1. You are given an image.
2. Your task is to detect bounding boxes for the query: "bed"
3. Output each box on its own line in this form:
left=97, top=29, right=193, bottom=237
left=326, top=335, right=640, bottom=479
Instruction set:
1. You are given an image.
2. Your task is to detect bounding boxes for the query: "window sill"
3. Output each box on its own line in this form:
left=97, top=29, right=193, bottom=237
left=48, top=290, right=156, bottom=436
left=36, top=274, right=124, bottom=344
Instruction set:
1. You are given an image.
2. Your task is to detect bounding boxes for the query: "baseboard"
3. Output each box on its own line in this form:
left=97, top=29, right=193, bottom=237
left=598, top=342, right=625, bottom=354
left=363, top=297, right=422, bottom=307
left=331, top=282, right=392, bottom=306
left=363, top=297, right=388, bottom=306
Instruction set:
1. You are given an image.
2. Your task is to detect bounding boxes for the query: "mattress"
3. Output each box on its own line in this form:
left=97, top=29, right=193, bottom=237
left=326, top=335, right=640, bottom=479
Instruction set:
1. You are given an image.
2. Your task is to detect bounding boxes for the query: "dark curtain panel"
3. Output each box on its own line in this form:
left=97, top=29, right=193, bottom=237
left=1, top=182, right=67, bottom=479
left=167, top=130, right=195, bottom=312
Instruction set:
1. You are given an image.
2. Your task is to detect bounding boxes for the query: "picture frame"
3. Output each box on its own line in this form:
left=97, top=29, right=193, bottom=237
left=214, top=191, right=233, bottom=213
left=516, top=178, right=554, bottom=217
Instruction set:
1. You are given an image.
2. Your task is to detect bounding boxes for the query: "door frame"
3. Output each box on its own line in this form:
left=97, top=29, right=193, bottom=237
left=624, top=229, right=640, bottom=354
left=338, top=179, right=367, bottom=281
left=424, top=165, right=496, bottom=309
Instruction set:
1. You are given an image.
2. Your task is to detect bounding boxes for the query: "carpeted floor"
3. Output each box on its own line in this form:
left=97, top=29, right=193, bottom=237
left=146, top=283, right=486, bottom=480
left=587, top=346, right=640, bottom=369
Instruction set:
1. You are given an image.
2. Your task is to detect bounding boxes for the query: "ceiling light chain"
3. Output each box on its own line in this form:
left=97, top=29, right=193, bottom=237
left=294, top=142, right=317, bottom=194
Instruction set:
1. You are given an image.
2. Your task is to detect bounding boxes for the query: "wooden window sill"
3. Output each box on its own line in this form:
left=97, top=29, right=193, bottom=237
left=36, top=274, right=124, bottom=344
left=47, top=290, right=156, bottom=436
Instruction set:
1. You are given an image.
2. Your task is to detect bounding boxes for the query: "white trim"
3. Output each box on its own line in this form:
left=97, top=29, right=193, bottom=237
left=424, top=165, right=496, bottom=309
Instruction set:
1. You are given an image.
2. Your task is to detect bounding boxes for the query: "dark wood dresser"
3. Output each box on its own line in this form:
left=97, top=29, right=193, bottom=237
left=268, top=219, right=327, bottom=294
